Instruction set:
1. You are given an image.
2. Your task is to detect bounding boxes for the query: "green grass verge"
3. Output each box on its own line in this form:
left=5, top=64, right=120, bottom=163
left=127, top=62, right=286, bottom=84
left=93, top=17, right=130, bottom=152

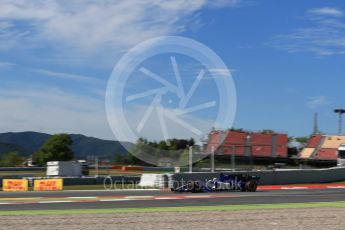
left=1, top=202, right=345, bottom=216
left=62, top=184, right=106, bottom=190
left=0, top=171, right=46, bottom=177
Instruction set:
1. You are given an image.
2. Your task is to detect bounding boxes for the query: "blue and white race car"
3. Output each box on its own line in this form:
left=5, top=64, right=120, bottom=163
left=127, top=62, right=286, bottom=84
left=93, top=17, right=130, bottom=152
left=171, top=174, right=260, bottom=193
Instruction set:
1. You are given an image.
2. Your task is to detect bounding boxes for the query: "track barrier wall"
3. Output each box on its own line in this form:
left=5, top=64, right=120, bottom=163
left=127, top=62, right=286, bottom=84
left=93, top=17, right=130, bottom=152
left=62, top=176, right=141, bottom=186
left=2, top=168, right=345, bottom=190
left=0, top=176, right=141, bottom=191
left=169, top=167, right=345, bottom=188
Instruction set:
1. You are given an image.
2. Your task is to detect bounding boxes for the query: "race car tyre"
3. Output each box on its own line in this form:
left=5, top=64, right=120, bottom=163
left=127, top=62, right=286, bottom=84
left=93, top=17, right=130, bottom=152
left=245, top=181, right=257, bottom=192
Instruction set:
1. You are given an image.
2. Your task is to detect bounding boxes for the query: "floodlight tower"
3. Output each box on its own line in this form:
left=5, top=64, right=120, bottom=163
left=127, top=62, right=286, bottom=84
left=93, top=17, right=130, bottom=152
left=334, top=108, right=345, bottom=134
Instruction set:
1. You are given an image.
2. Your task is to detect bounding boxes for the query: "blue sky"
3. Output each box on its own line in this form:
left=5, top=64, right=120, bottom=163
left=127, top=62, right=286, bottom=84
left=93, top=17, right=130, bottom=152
left=1, top=0, right=345, bottom=141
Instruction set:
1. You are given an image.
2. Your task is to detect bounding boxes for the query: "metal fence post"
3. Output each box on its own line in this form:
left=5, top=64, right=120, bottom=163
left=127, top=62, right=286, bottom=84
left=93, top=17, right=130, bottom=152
left=189, top=146, right=193, bottom=173
left=231, top=145, right=235, bottom=171
left=211, top=146, right=215, bottom=173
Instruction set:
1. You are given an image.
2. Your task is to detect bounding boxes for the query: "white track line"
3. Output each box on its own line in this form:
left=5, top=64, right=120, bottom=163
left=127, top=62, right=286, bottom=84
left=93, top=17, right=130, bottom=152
left=100, top=199, right=131, bottom=202
left=68, top=197, right=97, bottom=199
left=281, top=187, right=308, bottom=190
left=124, top=196, right=154, bottom=199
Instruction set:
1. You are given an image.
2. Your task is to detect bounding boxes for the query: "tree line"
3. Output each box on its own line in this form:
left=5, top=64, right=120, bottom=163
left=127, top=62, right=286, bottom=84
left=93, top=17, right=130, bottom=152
left=113, top=138, right=195, bottom=166
left=0, top=134, right=74, bottom=167
left=0, top=134, right=196, bottom=167
left=0, top=132, right=313, bottom=167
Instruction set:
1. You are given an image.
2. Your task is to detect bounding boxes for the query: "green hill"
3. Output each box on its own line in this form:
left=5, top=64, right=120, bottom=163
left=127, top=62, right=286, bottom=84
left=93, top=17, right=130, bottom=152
left=0, top=132, right=133, bottom=160
left=0, top=142, right=30, bottom=156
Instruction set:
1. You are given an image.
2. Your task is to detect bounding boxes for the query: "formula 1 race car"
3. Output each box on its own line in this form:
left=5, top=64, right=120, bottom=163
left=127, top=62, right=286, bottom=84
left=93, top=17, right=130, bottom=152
left=171, top=174, right=260, bottom=193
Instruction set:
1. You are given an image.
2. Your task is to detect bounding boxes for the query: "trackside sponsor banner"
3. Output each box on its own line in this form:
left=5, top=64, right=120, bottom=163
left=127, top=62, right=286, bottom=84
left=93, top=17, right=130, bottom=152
left=2, top=179, right=28, bottom=192
left=34, top=179, right=63, bottom=191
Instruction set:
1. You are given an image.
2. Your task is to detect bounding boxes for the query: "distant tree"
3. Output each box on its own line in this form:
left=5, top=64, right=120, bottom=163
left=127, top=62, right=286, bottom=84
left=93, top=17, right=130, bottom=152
left=114, top=154, right=125, bottom=164
left=123, top=154, right=145, bottom=165
left=121, top=138, right=196, bottom=166
left=288, top=136, right=295, bottom=143
left=178, top=149, right=190, bottom=166
left=162, top=139, right=194, bottom=150
left=229, top=128, right=244, bottom=132
left=0, top=152, right=23, bottom=167
left=295, top=136, right=309, bottom=145
left=188, top=138, right=195, bottom=147
left=33, top=134, right=74, bottom=166
left=261, top=129, right=275, bottom=134
left=157, top=140, right=169, bottom=150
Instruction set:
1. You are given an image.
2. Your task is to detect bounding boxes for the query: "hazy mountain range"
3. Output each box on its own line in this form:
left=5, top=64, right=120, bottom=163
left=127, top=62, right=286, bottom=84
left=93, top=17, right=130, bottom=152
left=0, top=132, right=133, bottom=160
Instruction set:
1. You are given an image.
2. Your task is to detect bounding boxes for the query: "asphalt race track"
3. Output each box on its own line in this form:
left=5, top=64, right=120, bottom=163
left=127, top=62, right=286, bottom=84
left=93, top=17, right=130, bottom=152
left=1, top=188, right=345, bottom=211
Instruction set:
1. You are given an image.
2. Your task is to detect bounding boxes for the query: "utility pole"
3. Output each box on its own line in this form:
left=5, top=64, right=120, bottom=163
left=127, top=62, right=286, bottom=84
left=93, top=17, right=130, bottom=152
left=211, top=146, right=215, bottom=173
left=246, top=135, right=253, bottom=169
left=334, top=109, right=345, bottom=134
left=95, top=156, right=99, bottom=177
left=231, top=145, right=236, bottom=171
left=189, top=146, right=193, bottom=173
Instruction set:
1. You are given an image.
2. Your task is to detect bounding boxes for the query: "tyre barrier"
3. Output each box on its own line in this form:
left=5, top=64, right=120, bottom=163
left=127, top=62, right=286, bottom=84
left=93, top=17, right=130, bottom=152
left=0, top=167, right=45, bottom=172
left=59, top=176, right=141, bottom=186
left=139, top=174, right=169, bottom=188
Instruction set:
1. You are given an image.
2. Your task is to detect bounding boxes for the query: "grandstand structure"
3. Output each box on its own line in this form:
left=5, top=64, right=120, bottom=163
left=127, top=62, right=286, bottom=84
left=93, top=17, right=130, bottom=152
left=206, top=130, right=288, bottom=159
left=299, top=135, right=345, bottom=161
left=206, top=130, right=345, bottom=165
